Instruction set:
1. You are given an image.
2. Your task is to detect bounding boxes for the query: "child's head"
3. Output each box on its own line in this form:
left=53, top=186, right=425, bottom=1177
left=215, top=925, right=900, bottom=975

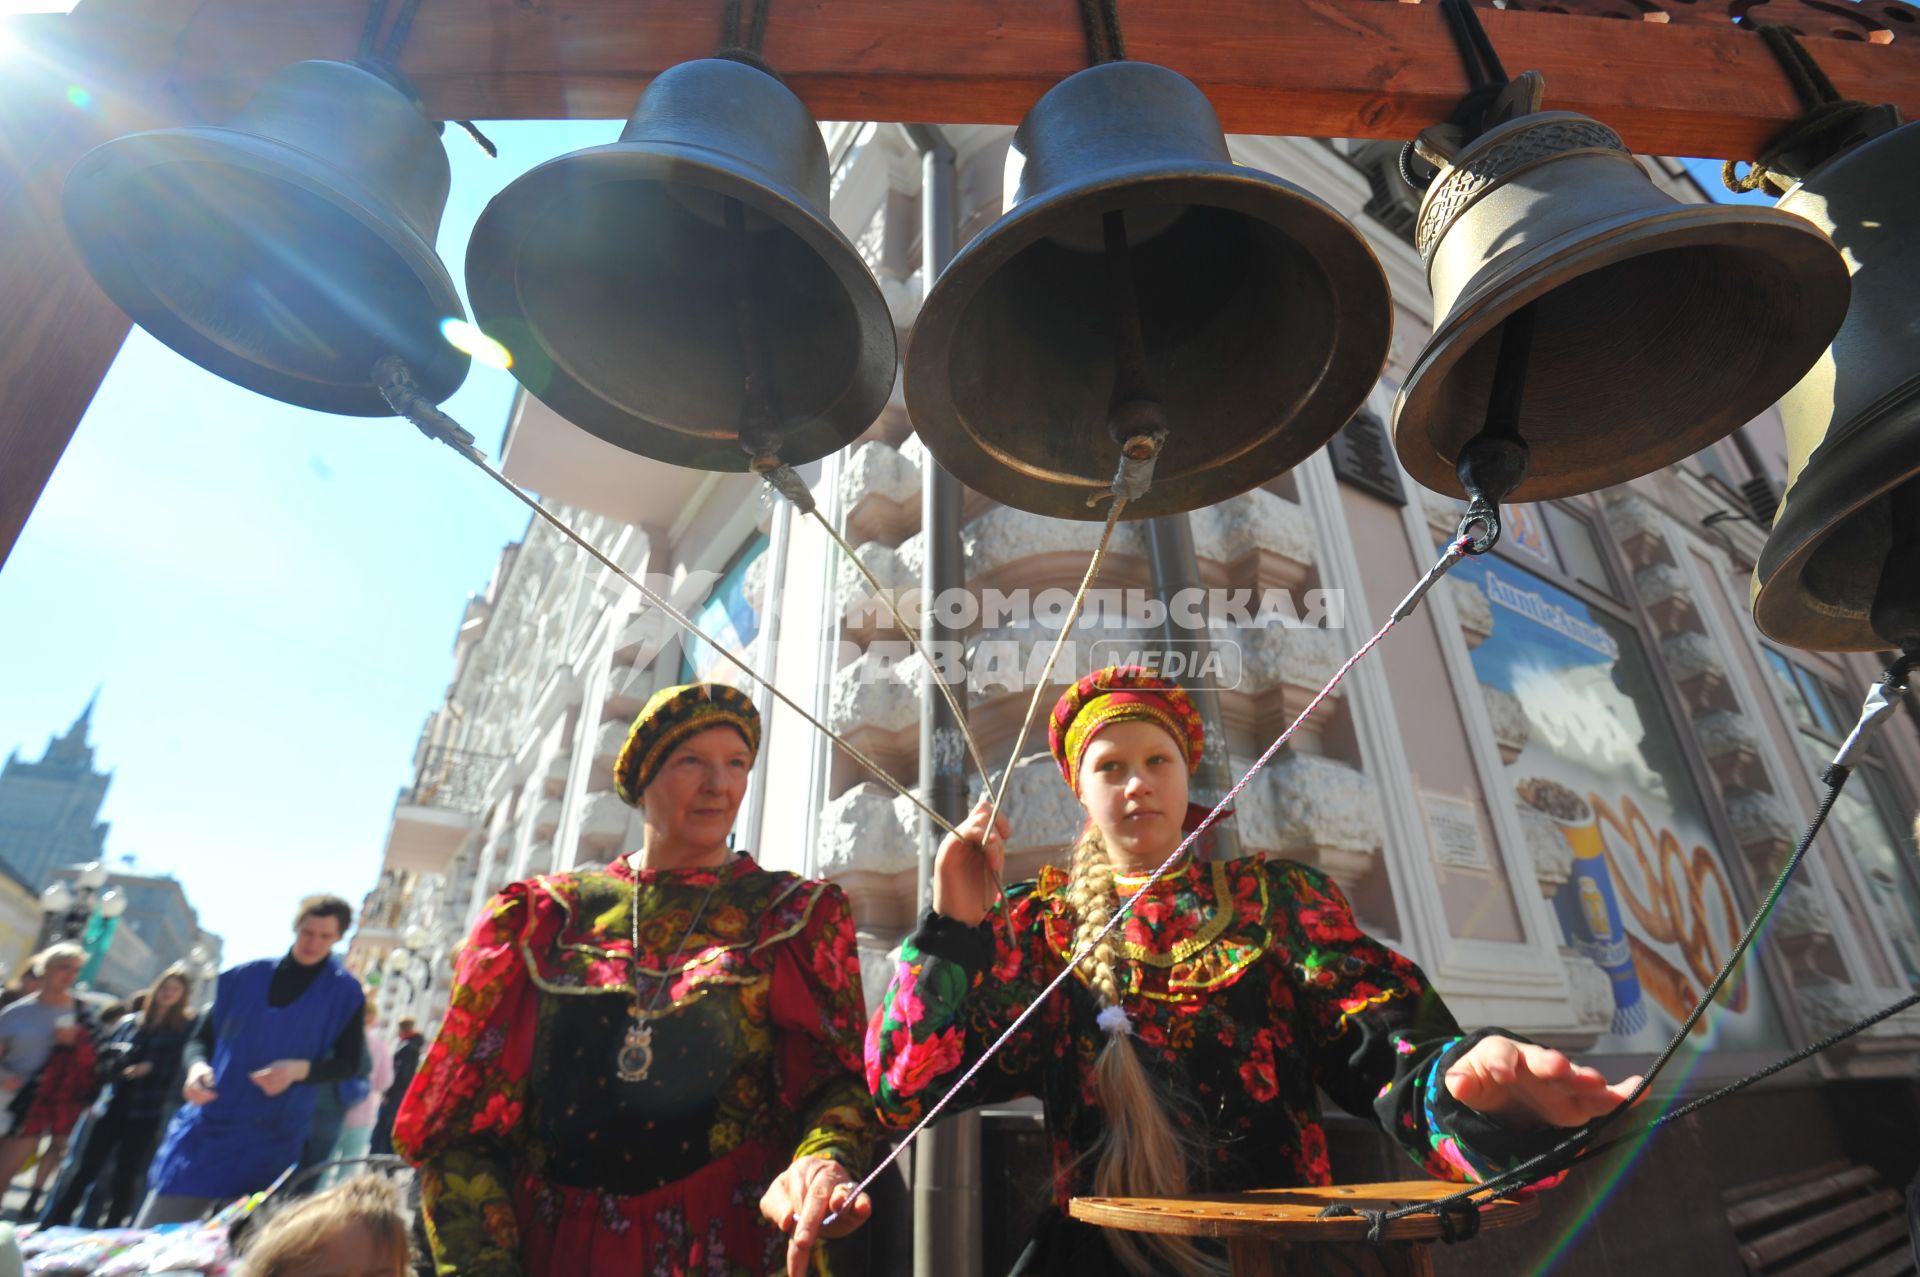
left=240, top=1176, right=411, bottom=1277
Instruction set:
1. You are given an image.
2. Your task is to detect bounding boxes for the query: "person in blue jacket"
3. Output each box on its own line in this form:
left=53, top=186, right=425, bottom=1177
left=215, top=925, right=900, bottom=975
left=138, top=895, right=366, bottom=1225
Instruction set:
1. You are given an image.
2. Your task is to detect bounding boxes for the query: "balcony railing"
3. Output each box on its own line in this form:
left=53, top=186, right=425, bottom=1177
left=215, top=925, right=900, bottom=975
left=407, top=747, right=503, bottom=815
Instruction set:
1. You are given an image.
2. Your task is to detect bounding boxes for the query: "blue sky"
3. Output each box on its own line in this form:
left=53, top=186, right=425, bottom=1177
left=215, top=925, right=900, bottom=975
left=0, top=117, right=615, bottom=966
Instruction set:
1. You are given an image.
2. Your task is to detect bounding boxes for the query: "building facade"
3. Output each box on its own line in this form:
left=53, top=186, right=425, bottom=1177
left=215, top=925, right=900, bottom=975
left=0, top=695, right=112, bottom=890
left=352, top=123, right=1920, bottom=1276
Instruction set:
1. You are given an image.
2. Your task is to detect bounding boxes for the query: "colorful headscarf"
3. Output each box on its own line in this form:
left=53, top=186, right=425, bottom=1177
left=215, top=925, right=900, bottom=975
left=1047, top=665, right=1204, bottom=795
left=614, top=682, right=761, bottom=806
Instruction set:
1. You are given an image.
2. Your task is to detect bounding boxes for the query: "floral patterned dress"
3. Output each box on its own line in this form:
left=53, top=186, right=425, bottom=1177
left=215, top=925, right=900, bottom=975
left=867, top=853, right=1541, bottom=1275
left=394, top=854, right=872, bottom=1277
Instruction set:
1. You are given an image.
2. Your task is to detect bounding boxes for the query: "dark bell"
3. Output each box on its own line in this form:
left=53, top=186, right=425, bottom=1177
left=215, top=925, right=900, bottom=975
left=464, top=58, right=897, bottom=472
left=904, top=61, right=1392, bottom=521
left=1752, top=122, right=1920, bottom=653
left=62, top=60, right=468, bottom=415
left=1393, top=111, right=1851, bottom=502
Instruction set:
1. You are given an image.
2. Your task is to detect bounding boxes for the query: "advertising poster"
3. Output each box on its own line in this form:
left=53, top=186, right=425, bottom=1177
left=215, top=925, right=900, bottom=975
left=1463, top=550, right=1788, bottom=1052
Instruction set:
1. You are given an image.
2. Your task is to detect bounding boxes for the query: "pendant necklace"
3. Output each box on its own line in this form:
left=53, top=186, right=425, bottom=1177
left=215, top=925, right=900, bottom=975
left=617, top=856, right=724, bottom=1084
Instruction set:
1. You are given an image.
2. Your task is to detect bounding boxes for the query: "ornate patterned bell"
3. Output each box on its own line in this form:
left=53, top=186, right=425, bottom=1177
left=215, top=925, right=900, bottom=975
left=1393, top=111, right=1851, bottom=502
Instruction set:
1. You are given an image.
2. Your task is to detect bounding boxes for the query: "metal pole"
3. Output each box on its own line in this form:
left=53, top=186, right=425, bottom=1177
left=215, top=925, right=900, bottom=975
left=903, top=122, right=983, bottom=1277
left=1145, top=514, right=1243, bottom=860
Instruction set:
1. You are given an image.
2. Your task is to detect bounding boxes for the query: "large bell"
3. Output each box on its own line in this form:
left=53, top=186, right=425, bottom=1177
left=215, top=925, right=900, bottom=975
left=62, top=60, right=468, bottom=415
left=904, top=61, right=1392, bottom=521
left=464, top=59, right=896, bottom=472
left=1751, top=122, right=1920, bottom=653
left=1393, top=111, right=1850, bottom=502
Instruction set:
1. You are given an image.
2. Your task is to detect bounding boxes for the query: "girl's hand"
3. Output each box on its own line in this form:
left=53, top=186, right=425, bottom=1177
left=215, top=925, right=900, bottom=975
left=760, top=1154, right=871, bottom=1277
left=931, top=798, right=1010, bottom=927
left=1444, top=1036, right=1643, bottom=1129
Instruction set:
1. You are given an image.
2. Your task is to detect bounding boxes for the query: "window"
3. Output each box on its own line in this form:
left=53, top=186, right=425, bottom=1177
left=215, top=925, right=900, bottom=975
left=1463, top=551, right=1789, bottom=1051
left=678, top=533, right=770, bottom=686
left=1769, top=645, right=1920, bottom=991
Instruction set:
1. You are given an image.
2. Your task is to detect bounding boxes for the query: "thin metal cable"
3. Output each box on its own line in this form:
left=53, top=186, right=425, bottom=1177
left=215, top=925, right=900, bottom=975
left=803, top=505, right=993, bottom=788
left=1363, top=665, right=1912, bottom=1232
left=983, top=493, right=1130, bottom=845
left=825, top=535, right=1475, bottom=1226
left=372, top=358, right=961, bottom=840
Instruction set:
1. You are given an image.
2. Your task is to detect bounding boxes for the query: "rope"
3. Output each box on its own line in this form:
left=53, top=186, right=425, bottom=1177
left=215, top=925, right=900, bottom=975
left=1400, top=0, right=1512, bottom=189
left=1723, top=25, right=1874, bottom=196
left=982, top=492, right=1129, bottom=843
left=371, top=356, right=962, bottom=841
left=823, top=534, right=1476, bottom=1227
left=717, top=0, right=785, bottom=80
left=1076, top=0, right=1127, bottom=64
left=355, top=0, right=496, bottom=156
left=799, top=501, right=994, bottom=789
left=1347, top=662, right=1912, bottom=1237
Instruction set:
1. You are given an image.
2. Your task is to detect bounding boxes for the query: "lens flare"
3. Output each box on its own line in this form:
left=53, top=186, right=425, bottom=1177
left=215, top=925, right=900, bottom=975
left=66, top=85, right=92, bottom=109
left=441, top=318, right=512, bottom=370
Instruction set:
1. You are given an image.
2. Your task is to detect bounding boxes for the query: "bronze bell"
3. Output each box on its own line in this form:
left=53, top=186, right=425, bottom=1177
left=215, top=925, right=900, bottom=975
left=464, top=58, right=897, bottom=472
left=62, top=60, right=468, bottom=415
left=1393, top=111, right=1851, bottom=502
left=904, top=61, right=1392, bottom=521
left=1751, top=122, right=1920, bottom=653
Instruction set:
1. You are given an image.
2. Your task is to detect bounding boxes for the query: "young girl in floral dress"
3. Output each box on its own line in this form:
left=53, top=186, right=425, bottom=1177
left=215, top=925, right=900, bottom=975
left=867, top=665, right=1641, bottom=1276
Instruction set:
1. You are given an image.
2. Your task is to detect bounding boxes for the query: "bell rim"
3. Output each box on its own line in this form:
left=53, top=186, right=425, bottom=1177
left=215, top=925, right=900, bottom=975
left=61, top=124, right=469, bottom=417
left=905, top=165, right=1391, bottom=521
left=1391, top=202, right=1850, bottom=502
left=1751, top=388, right=1920, bottom=652
left=464, top=141, right=898, bottom=472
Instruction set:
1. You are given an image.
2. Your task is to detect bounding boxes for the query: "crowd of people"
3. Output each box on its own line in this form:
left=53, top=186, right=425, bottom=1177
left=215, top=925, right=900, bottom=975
left=0, top=667, right=1784, bottom=1276
left=0, top=899, right=427, bottom=1244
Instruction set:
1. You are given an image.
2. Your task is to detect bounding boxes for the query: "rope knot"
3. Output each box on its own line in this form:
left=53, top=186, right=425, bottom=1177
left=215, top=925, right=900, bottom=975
left=1437, top=1201, right=1482, bottom=1244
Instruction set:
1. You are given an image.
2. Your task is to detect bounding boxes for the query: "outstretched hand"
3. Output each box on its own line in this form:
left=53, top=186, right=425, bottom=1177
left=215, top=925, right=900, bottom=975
left=1444, top=1036, right=1644, bottom=1129
left=760, top=1154, right=871, bottom=1277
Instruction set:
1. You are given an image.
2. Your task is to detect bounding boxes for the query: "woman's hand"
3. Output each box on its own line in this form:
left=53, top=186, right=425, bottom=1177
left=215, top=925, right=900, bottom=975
left=760, top=1154, right=871, bottom=1277
left=1444, top=1036, right=1643, bottom=1129
left=931, top=798, right=1010, bottom=927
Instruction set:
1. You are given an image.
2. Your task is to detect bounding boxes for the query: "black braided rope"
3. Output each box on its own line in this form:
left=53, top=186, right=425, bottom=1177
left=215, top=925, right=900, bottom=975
left=1077, top=0, right=1126, bottom=64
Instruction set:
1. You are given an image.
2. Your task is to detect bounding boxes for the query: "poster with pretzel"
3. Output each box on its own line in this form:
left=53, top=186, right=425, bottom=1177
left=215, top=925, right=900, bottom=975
left=1463, top=553, right=1790, bottom=1053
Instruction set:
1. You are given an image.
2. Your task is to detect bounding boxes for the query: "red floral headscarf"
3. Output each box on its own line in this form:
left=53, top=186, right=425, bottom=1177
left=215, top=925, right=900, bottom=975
left=1047, top=665, right=1204, bottom=796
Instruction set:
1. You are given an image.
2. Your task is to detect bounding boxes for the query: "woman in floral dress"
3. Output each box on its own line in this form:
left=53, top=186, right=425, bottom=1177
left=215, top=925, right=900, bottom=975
left=867, top=665, right=1642, bottom=1276
left=396, top=683, right=873, bottom=1277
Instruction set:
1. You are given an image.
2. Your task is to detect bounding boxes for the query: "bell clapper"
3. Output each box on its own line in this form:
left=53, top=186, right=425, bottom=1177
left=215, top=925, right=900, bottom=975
left=1452, top=304, right=1537, bottom=555
left=1090, top=208, right=1171, bottom=507
left=374, top=354, right=483, bottom=461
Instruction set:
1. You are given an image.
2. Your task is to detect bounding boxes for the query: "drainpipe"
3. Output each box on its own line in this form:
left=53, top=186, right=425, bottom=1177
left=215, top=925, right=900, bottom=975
left=901, top=122, right=983, bottom=1277
left=1145, top=515, right=1243, bottom=859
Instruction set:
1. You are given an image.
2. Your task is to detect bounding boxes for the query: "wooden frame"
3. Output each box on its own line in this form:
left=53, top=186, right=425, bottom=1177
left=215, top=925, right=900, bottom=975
left=4, top=0, right=1919, bottom=566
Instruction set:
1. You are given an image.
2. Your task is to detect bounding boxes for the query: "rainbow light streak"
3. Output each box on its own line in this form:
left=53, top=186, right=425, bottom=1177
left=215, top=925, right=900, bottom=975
left=1515, top=936, right=1769, bottom=1275
left=441, top=318, right=513, bottom=370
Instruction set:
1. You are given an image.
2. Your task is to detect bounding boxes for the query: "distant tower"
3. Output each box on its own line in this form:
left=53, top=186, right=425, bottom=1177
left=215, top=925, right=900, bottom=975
left=0, top=692, right=113, bottom=889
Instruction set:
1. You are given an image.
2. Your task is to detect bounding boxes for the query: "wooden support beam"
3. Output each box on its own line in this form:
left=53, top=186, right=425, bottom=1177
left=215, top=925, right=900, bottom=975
left=0, top=13, right=181, bottom=569
left=78, top=0, right=1920, bottom=160
left=3, top=0, right=1917, bottom=567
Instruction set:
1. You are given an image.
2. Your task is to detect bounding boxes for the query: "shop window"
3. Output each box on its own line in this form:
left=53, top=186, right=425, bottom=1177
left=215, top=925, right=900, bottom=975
left=678, top=533, right=770, bottom=685
left=1464, top=552, right=1788, bottom=1051
left=1541, top=503, right=1617, bottom=601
